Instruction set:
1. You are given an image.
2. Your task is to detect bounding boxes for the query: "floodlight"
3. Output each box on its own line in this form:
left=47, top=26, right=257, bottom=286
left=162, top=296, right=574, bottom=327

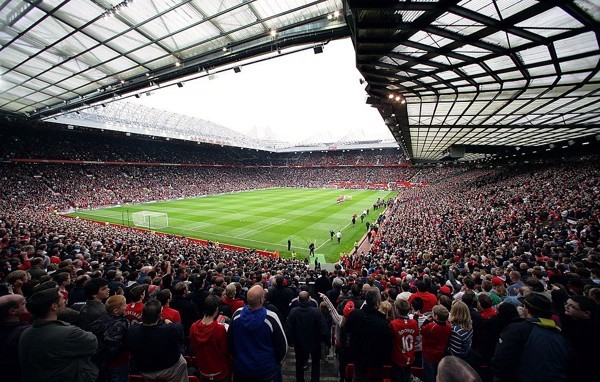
left=177, top=82, right=184, bottom=88
left=313, top=45, right=323, bottom=54
left=233, top=66, right=241, bottom=73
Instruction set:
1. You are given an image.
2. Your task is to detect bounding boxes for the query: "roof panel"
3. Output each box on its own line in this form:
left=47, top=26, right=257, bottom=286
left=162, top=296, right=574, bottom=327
left=554, top=31, right=599, bottom=59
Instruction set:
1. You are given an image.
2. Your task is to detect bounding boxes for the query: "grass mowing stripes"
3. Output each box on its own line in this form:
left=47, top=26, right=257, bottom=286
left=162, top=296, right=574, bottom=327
left=66, top=188, right=396, bottom=263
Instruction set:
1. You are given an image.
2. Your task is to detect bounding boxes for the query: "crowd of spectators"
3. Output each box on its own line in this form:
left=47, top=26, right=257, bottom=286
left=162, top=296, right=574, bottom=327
left=1, top=141, right=598, bottom=381
left=0, top=124, right=408, bottom=167
left=0, top=163, right=417, bottom=211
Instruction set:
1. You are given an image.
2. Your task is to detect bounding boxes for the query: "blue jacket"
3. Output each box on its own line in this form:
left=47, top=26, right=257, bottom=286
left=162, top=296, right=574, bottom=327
left=493, top=318, right=569, bottom=382
left=228, top=306, right=288, bottom=378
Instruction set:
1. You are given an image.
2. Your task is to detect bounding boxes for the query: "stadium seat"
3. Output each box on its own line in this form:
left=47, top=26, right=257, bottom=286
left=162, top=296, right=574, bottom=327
left=411, top=366, right=424, bottom=379
left=129, top=374, right=200, bottom=381
left=344, top=363, right=392, bottom=382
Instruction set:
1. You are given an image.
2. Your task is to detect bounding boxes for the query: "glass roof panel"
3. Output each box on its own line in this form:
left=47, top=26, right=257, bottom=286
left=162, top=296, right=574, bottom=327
left=554, top=32, right=599, bottom=58
left=516, top=8, right=584, bottom=38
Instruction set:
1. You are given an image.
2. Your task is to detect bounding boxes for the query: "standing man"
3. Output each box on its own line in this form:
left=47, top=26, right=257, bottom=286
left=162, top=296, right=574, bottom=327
left=493, top=292, right=569, bottom=382
left=127, top=300, right=188, bottom=382
left=20, top=287, right=99, bottom=382
left=76, top=278, right=110, bottom=330
left=287, top=238, right=292, bottom=251
left=330, top=230, right=335, bottom=241
left=285, top=291, right=330, bottom=382
left=343, top=288, right=393, bottom=381
left=309, top=242, right=315, bottom=257
left=336, top=231, right=342, bottom=244
left=0, top=294, right=30, bottom=382
left=229, top=285, right=288, bottom=382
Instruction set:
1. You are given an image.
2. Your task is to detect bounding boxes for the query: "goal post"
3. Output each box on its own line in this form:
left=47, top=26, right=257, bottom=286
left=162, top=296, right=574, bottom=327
left=131, top=211, right=169, bottom=229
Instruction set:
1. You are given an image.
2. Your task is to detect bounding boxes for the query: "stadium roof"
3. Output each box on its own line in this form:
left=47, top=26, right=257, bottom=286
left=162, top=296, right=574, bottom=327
left=1, top=1, right=599, bottom=162
left=347, top=0, right=600, bottom=161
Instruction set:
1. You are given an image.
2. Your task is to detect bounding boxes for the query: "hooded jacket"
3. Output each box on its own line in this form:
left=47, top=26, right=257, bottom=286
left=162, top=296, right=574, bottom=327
left=190, top=320, right=230, bottom=381
left=493, top=317, right=569, bottom=382
left=228, top=306, right=287, bottom=378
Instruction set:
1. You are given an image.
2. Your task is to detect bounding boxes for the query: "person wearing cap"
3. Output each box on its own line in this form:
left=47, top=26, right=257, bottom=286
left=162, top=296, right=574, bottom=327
left=492, top=292, right=569, bottom=382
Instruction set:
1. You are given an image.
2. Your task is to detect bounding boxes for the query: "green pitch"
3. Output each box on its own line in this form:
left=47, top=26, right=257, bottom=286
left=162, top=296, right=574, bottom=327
left=66, top=188, right=396, bottom=263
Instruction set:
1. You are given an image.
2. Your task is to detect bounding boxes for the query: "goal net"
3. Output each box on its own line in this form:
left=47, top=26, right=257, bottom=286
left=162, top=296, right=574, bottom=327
left=132, top=211, right=169, bottom=229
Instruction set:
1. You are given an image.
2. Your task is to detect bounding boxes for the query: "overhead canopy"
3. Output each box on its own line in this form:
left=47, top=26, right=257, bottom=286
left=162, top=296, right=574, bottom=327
left=0, top=0, right=347, bottom=118
left=346, top=0, right=600, bottom=160
left=1, top=0, right=600, bottom=162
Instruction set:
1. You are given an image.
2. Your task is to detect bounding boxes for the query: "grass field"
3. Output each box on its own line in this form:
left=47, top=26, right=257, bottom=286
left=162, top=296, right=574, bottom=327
left=66, top=188, right=396, bottom=263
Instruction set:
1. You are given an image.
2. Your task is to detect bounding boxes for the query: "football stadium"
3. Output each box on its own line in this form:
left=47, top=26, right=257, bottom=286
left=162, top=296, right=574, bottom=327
left=0, top=1, right=599, bottom=382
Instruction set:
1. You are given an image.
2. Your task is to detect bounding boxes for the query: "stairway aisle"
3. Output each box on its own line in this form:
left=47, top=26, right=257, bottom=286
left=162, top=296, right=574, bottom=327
left=282, top=346, right=340, bottom=382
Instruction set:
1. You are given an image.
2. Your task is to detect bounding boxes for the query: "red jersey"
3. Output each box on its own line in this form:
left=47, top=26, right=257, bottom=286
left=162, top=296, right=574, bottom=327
left=408, top=291, right=438, bottom=313
left=124, top=301, right=144, bottom=323
left=161, top=306, right=182, bottom=323
left=421, top=319, right=451, bottom=364
left=390, top=316, right=419, bottom=366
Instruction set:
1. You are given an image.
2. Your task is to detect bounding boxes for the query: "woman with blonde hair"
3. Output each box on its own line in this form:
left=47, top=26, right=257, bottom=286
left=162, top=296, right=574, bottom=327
left=379, top=300, right=395, bottom=322
left=448, top=300, right=473, bottom=359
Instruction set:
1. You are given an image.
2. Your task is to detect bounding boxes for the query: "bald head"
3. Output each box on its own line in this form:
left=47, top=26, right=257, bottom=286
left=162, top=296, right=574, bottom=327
left=298, top=291, right=309, bottom=303
left=436, top=356, right=481, bottom=382
left=247, top=285, right=265, bottom=310
left=0, top=294, right=27, bottom=321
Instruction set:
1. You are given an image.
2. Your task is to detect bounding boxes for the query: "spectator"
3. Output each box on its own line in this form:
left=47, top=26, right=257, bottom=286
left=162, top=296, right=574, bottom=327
left=285, top=290, right=330, bottom=382
left=221, top=283, right=245, bottom=318
left=436, top=356, right=482, bottom=382
left=389, top=299, right=419, bottom=382
left=170, top=281, right=200, bottom=337
left=228, top=284, right=288, bottom=382
left=478, top=294, right=497, bottom=320
left=448, top=301, right=475, bottom=367
left=343, top=287, right=393, bottom=381
left=267, top=275, right=294, bottom=323
left=408, top=281, right=437, bottom=313
left=19, top=287, right=98, bottom=382
left=157, top=289, right=182, bottom=323
left=560, top=295, right=598, bottom=381
left=0, top=294, right=30, bottom=382
left=127, top=300, right=188, bottom=382
left=507, top=271, right=525, bottom=297
left=421, top=305, right=451, bottom=382
left=124, top=284, right=146, bottom=323
left=88, top=295, right=130, bottom=382
left=492, top=292, right=569, bottom=382
left=478, top=303, right=520, bottom=363
left=190, top=294, right=231, bottom=382
left=77, top=278, right=109, bottom=330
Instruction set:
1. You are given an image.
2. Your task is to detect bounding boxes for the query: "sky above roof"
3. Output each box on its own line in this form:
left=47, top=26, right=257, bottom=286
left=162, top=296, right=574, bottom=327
left=127, top=38, right=392, bottom=144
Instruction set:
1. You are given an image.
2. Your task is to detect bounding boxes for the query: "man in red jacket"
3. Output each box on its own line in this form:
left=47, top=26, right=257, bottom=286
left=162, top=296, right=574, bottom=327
left=408, top=281, right=438, bottom=313
left=190, top=294, right=231, bottom=382
left=421, top=304, right=451, bottom=382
